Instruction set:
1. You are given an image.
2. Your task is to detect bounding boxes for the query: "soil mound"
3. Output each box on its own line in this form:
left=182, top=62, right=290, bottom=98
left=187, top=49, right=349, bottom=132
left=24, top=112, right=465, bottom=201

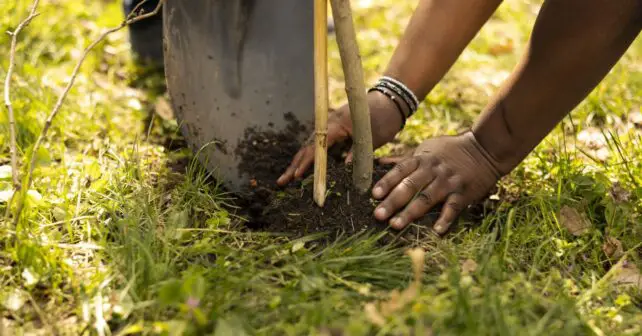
left=234, top=114, right=401, bottom=238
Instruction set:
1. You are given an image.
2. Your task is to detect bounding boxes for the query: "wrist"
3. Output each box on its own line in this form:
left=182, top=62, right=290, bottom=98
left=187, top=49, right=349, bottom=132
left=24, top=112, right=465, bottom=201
left=470, top=101, right=526, bottom=176
left=367, top=90, right=405, bottom=146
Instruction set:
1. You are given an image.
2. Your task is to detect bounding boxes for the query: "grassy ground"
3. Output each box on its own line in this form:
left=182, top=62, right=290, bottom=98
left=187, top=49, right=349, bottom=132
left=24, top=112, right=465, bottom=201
left=2, top=0, right=641, bottom=335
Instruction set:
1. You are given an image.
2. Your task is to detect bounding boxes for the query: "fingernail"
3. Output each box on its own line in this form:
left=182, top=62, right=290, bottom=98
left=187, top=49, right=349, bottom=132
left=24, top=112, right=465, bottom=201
left=372, top=186, right=383, bottom=198
left=434, top=223, right=446, bottom=233
left=391, top=217, right=403, bottom=228
left=374, top=207, right=387, bottom=219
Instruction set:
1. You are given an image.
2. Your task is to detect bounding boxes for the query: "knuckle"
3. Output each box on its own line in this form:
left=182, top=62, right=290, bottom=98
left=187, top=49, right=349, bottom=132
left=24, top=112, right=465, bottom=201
left=442, top=166, right=454, bottom=177
left=397, top=157, right=419, bottom=172
left=393, top=160, right=410, bottom=172
left=400, top=177, right=420, bottom=192
left=447, top=201, right=464, bottom=213
left=416, top=191, right=433, bottom=206
left=418, top=155, right=437, bottom=170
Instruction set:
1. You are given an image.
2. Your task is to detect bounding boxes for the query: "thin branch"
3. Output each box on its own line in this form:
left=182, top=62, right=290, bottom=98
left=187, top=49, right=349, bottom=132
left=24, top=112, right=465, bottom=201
left=10, top=0, right=165, bottom=226
left=4, top=0, right=41, bottom=190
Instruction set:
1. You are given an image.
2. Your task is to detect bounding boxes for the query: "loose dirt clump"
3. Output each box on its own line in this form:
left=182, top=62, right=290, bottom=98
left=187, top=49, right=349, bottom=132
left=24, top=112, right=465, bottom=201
left=235, top=112, right=309, bottom=186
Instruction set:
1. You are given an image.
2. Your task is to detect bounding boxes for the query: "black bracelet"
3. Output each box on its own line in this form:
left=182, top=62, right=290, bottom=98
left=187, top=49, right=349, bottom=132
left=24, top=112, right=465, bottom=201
left=380, top=76, right=420, bottom=110
left=368, top=86, right=406, bottom=129
left=375, top=80, right=417, bottom=114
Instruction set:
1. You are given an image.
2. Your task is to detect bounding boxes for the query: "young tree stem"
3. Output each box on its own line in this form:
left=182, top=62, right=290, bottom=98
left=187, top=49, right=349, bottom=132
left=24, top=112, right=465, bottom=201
left=330, top=0, right=373, bottom=193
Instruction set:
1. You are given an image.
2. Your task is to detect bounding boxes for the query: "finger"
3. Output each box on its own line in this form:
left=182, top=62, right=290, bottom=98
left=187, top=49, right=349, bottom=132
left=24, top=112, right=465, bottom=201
left=277, top=150, right=306, bottom=186
left=378, top=150, right=413, bottom=165
left=294, top=147, right=315, bottom=179
left=432, top=194, right=466, bottom=235
left=373, top=162, right=433, bottom=222
left=377, top=155, right=406, bottom=165
left=388, top=181, right=449, bottom=230
left=372, top=157, right=421, bottom=200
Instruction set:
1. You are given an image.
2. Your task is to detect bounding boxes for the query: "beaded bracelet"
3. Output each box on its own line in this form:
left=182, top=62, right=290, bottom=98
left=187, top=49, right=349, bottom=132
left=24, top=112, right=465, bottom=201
left=380, top=76, right=419, bottom=111
left=368, top=86, right=406, bottom=129
left=375, top=80, right=417, bottom=113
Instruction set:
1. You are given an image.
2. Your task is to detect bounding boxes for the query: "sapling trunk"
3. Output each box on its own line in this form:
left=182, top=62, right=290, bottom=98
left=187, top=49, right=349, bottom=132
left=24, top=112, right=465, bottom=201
left=313, top=0, right=329, bottom=207
left=330, top=0, right=373, bottom=193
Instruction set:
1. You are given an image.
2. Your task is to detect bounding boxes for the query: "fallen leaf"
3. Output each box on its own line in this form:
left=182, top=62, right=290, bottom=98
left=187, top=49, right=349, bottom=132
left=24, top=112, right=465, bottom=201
left=602, top=237, right=624, bottom=261
left=613, top=262, right=642, bottom=290
left=609, top=182, right=631, bottom=203
left=559, top=206, right=591, bottom=236
left=461, top=259, right=478, bottom=274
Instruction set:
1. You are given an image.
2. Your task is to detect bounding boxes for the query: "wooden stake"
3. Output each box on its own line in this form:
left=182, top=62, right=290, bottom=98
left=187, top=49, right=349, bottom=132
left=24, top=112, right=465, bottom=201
left=330, top=0, right=373, bottom=192
left=313, top=0, right=329, bottom=207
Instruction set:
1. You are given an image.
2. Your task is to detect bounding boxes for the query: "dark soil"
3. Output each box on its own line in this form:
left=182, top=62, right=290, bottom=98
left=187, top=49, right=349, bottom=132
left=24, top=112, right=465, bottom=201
left=230, top=113, right=491, bottom=241
left=246, top=161, right=394, bottom=235
left=235, top=112, right=310, bottom=187
left=230, top=115, right=398, bottom=236
left=232, top=113, right=402, bottom=239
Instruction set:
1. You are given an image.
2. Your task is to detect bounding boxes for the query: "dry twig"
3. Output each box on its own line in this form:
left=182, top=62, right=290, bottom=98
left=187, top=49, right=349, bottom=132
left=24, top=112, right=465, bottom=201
left=4, top=0, right=41, bottom=192
left=8, top=0, right=165, bottom=226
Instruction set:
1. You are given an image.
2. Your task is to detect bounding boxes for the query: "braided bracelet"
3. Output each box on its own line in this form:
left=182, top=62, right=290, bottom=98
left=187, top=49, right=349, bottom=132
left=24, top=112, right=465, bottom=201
left=368, top=86, right=406, bottom=129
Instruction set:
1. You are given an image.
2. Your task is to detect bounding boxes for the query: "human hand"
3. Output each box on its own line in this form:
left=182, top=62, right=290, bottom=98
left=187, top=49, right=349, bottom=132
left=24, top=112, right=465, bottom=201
left=277, top=91, right=404, bottom=186
left=372, top=131, right=502, bottom=234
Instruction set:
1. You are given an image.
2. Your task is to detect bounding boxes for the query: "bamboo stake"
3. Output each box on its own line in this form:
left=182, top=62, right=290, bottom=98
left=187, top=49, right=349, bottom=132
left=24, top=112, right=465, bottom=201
left=313, top=0, right=329, bottom=207
left=330, top=0, right=373, bottom=192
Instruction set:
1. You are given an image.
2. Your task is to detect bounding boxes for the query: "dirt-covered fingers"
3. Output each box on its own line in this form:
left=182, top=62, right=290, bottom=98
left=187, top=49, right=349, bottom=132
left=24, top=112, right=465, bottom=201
left=432, top=193, right=466, bottom=234
left=277, top=146, right=312, bottom=185
left=387, top=179, right=453, bottom=230
left=372, top=156, right=435, bottom=221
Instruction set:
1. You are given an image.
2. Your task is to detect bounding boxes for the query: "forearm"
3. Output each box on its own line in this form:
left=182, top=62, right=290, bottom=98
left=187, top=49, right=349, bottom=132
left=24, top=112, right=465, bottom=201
left=472, top=0, right=642, bottom=174
left=384, top=0, right=502, bottom=99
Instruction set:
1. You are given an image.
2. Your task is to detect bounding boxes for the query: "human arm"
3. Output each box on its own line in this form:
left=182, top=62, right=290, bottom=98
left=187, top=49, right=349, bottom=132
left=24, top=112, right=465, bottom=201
left=373, top=0, right=642, bottom=233
left=277, top=0, right=502, bottom=185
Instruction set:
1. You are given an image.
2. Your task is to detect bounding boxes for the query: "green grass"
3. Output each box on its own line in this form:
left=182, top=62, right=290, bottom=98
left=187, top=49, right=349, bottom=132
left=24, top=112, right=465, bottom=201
left=2, top=0, right=642, bottom=335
